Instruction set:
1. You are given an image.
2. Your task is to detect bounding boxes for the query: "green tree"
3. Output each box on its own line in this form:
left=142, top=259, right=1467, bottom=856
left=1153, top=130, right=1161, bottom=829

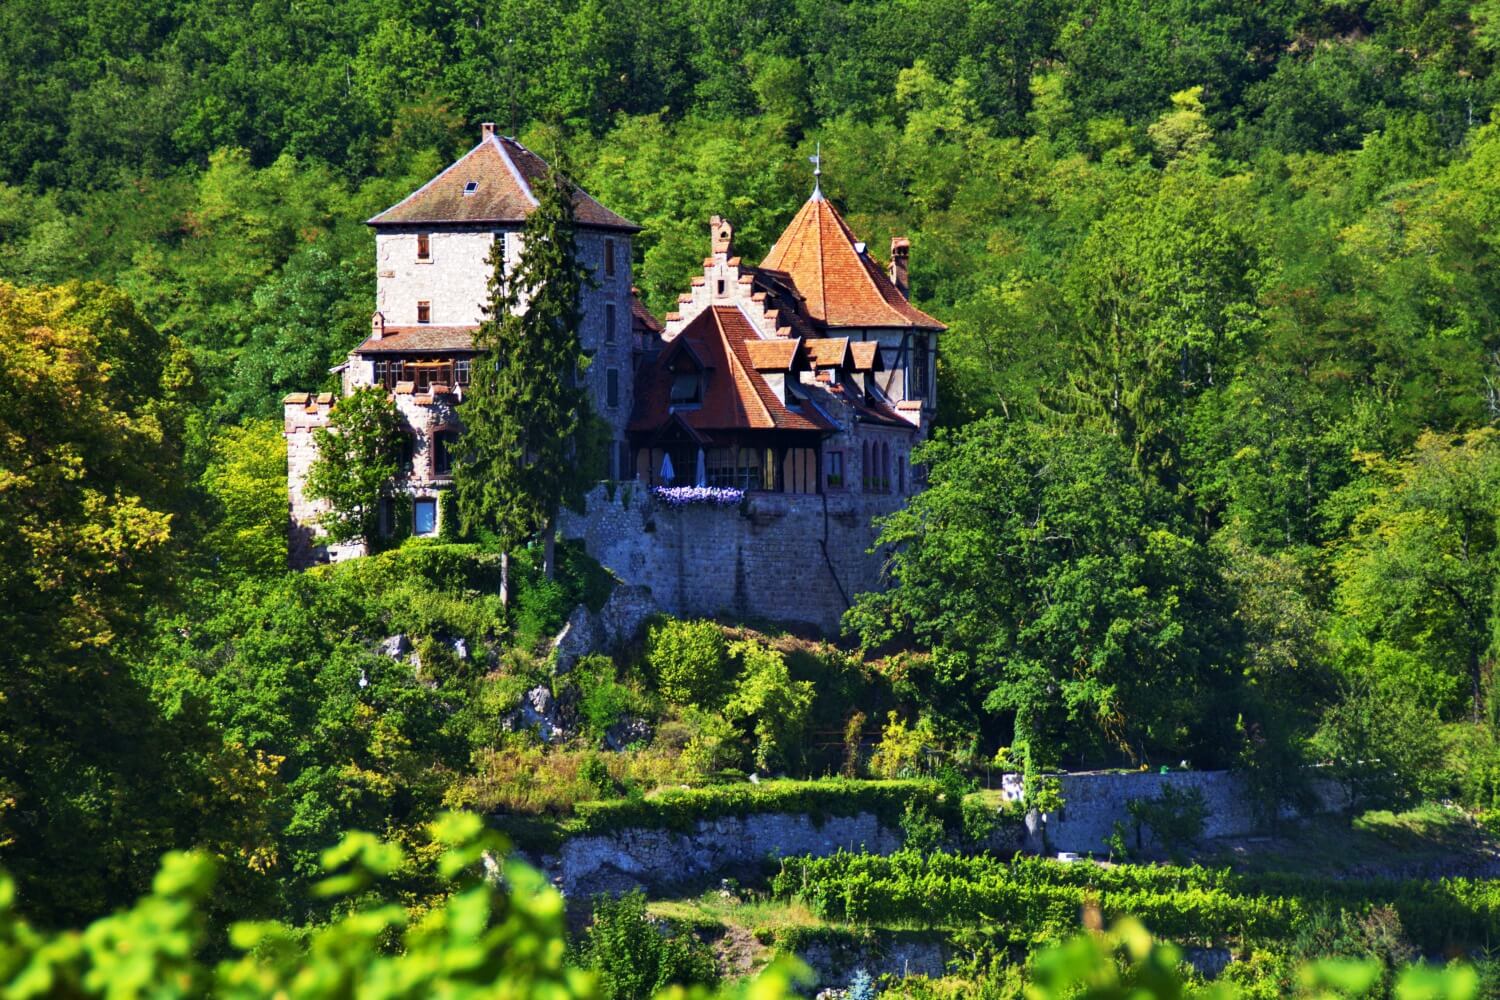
left=645, top=618, right=729, bottom=707
left=1329, top=430, right=1500, bottom=722
left=305, top=386, right=405, bottom=548
left=848, top=418, right=1238, bottom=772
left=200, top=418, right=288, bottom=579
left=0, top=280, right=196, bottom=923
left=454, top=150, right=596, bottom=584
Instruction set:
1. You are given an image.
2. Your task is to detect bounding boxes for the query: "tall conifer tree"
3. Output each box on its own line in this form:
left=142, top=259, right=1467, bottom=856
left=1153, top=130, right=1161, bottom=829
left=455, top=153, right=595, bottom=588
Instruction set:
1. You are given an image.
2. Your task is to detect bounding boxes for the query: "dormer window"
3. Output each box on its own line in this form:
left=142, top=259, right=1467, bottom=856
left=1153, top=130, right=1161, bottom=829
left=416, top=233, right=431, bottom=260
left=463, top=181, right=479, bottom=196
left=670, top=372, right=702, bottom=406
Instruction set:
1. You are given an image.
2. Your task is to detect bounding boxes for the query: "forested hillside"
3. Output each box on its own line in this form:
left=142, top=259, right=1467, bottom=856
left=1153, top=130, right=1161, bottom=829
left=6, top=2, right=1500, bottom=996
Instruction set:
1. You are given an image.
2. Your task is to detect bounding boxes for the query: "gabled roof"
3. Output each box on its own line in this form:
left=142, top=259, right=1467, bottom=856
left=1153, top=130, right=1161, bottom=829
left=803, top=337, right=852, bottom=368
left=760, top=194, right=944, bottom=331
left=850, top=342, right=884, bottom=371
left=368, top=134, right=639, bottom=231
left=743, top=338, right=803, bottom=371
left=631, top=289, right=663, bottom=335
left=354, top=326, right=478, bottom=354
left=630, top=306, right=832, bottom=438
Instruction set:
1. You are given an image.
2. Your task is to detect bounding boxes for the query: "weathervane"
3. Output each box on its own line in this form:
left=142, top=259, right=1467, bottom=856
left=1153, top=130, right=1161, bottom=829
left=809, top=141, right=822, bottom=199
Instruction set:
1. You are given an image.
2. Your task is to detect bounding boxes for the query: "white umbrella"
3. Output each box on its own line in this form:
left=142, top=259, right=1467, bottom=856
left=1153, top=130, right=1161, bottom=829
left=695, top=448, right=707, bottom=487
left=660, top=453, right=675, bottom=484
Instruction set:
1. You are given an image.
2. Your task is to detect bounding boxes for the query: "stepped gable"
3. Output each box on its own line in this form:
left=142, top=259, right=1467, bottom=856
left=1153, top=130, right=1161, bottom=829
left=368, top=130, right=639, bottom=231
left=630, top=305, right=832, bottom=439
left=760, top=193, right=944, bottom=331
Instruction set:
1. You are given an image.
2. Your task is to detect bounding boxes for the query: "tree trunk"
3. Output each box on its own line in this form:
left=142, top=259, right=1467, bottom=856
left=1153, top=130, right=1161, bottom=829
left=499, top=550, right=510, bottom=608
left=543, top=516, right=556, bottom=580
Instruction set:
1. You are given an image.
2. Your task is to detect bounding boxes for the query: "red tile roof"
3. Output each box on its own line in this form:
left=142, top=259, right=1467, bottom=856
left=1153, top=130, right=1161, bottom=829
left=630, top=306, right=832, bottom=440
left=743, top=338, right=802, bottom=371
left=631, top=292, right=663, bottom=335
left=368, top=135, right=638, bottom=231
left=760, top=195, right=945, bottom=331
left=803, top=337, right=852, bottom=368
left=354, top=326, right=478, bottom=354
left=850, top=342, right=884, bottom=371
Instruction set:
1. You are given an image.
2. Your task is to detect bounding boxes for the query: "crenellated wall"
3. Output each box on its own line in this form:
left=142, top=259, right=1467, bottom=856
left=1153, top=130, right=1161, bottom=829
left=560, top=484, right=904, bottom=633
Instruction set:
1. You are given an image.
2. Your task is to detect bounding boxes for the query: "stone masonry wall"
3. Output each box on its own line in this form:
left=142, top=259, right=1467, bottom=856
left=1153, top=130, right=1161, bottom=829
left=1012, top=770, right=1349, bottom=855
left=560, top=485, right=904, bottom=633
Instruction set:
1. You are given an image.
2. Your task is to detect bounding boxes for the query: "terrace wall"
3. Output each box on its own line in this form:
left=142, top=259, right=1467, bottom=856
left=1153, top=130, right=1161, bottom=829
left=559, top=485, right=905, bottom=633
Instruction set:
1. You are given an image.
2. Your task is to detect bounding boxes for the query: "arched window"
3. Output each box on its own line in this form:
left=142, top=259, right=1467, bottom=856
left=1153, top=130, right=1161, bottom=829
left=898, top=455, right=906, bottom=494
left=861, top=442, right=871, bottom=492
left=881, top=442, right=891, bottom=493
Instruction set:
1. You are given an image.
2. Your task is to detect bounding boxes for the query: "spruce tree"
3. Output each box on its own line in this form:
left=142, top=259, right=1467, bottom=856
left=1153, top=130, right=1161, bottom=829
left=455, top=154, right=596, bottom=590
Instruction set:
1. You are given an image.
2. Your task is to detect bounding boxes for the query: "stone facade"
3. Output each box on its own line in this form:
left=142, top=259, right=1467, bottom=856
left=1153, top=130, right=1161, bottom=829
left=1006, top=770, right=1350, bottom=856
left=561, top=484, right=903, bottom=632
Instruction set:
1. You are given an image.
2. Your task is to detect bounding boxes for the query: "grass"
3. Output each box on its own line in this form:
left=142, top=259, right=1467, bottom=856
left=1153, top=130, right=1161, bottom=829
left=1196, top=802, right=1496, bottom=878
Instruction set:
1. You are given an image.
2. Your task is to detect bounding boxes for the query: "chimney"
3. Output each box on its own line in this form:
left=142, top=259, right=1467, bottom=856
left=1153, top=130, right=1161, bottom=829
left=371, top=311, right=386, bottom=341
left=889, top=237, right=910, bottom=298
left=481, top=122, right=496, bottom=141
left=710, top=215, right=734, bottom=257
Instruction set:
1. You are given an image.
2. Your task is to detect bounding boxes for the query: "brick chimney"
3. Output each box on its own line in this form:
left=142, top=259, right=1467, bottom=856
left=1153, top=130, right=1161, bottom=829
left=889, top=237, right=910, bottom=298
left=481, top=122, right=496, bottom=141
left=371, top=311, right=386, bottom=341
left=710, top=215, right=734, bottom=257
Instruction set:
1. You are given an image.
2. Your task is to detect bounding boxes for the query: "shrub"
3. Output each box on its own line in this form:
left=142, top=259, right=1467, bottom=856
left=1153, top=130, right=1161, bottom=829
left=724, top=640, right=814, bottom=773
left=961, top=795, right=999, bottom=845
left=1126, top=785, right=1210, bottom=861
left=577, top=890, right=719, bottom=1000
left=572, top=654, right=637, bottom=740
left=678, top=708, right=743, bottom=776
left=869, top=712, right=932, bottom=778
left=900, top=800, right=946, bottom=853
left=646, top=618, right=728, bottom=707
left=514, top=574, right=569, bottom=647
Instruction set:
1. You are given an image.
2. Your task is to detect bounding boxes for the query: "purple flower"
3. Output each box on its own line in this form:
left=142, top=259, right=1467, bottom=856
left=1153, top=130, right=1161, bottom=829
left=651, top=485, right=745, bottom=507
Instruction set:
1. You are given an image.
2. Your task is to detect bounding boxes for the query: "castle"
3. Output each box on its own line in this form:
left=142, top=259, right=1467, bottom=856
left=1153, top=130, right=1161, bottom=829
left=285, top=125, right=944, bottom=631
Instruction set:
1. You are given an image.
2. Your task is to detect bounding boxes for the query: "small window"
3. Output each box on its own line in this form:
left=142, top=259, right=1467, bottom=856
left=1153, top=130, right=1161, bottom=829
left=716, top=279, right=726, bottom=296
left=416, top=232, right=430, bottom=260
left=670, top=372, right=701, bottom=405
left=455, top=357, right=471, bottom=386
left=606, top=368, right=619, bottom=408
left=413, top=498, right=437, bottom=536
left=399, top=434, right=415, bottom=472
left=434, top=430, right=458, bottom=476
left=463, top=181, right=478, bottom=196
left=417, top=301, right=431, bottom=324
left=605, top=303, right=616, bottom=343
left=826, top=451, right=844, bottom=489
left=898, top=455, right=906, bottom=494
left=604, top=238, right=616, bottom=276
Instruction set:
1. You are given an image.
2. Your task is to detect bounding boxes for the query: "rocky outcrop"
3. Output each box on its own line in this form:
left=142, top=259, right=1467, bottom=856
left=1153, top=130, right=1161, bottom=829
left=552, top=584, right=660, bottom=673
left=542, top=812, right=903, bottom=899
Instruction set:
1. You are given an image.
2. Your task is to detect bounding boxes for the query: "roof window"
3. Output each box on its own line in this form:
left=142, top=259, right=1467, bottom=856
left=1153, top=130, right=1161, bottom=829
left=463, top=181, right=479, bottom=196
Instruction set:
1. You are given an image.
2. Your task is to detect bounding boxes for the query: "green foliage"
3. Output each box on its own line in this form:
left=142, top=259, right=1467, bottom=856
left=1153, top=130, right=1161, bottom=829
left=305, top=386, right=405, bottom=546
left=200, top=418, right=287, bottom=578
left=724, top=640, right=815, bottom=773
left=577, top=890, right=719, bottom=1000
left=0, top=813, right=806, bottom=1000
left=1126, top=786, right=1211, bottom=861
left=0, top=280, right=195, bottom=923
left=771, top=849, right=1500, bottom=958
left=646, top=619, right=729, bottom=708
left=850, top=418, right=1238, bottom=768
left=1312, top=677, right=1447, bottom=813
left=572, top=655, right=638, bottom=741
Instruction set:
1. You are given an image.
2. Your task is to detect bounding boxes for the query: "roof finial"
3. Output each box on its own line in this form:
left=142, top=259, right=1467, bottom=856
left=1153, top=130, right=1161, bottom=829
left=808, top=142, right=822, bottom=200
